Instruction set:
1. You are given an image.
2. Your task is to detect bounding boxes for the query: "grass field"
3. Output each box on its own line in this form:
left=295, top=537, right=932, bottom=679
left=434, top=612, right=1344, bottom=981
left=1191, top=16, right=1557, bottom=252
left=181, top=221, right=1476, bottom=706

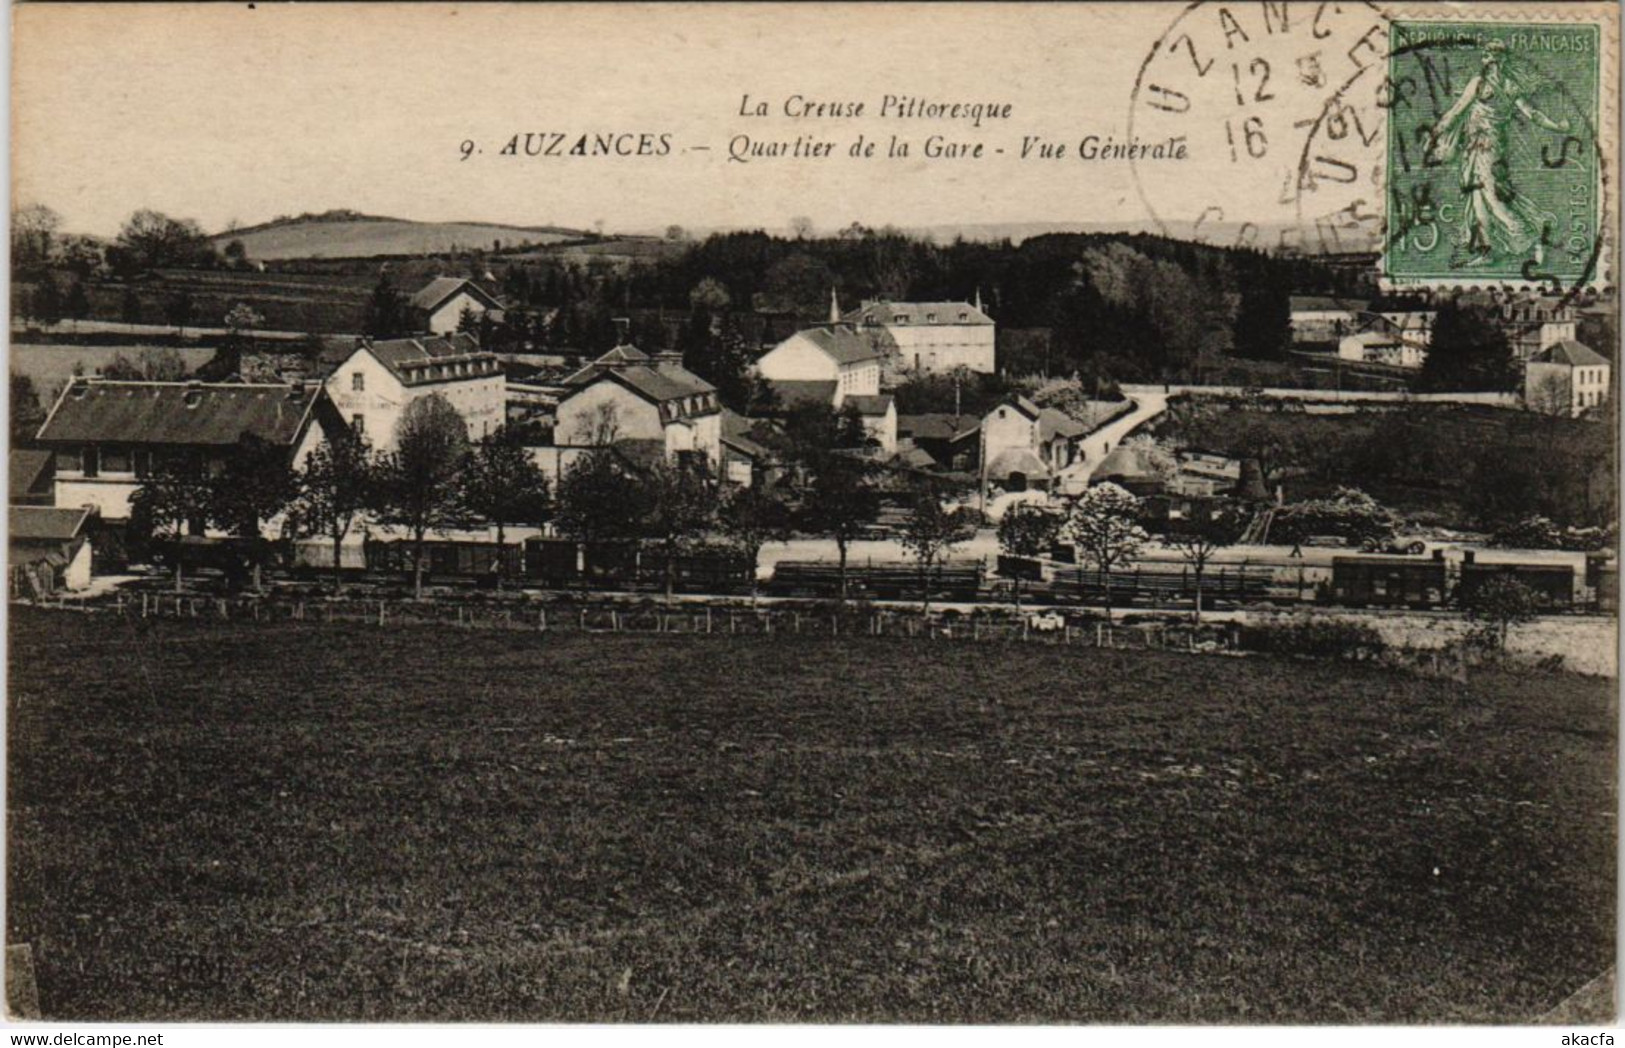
left=212, top=219, right=581, bottom=261
left=6, top=609, right=1615, bottom=1022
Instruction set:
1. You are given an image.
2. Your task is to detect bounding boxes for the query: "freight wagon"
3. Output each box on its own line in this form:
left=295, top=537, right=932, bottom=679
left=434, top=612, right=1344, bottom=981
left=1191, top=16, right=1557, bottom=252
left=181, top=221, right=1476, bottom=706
left=1457, top=560, right=1576, bottom=610
left=1328, top=555, right=1447, bottom=608
left=523, top=539, right=755, bottom=594
left=1042, top=563, right=1274, bottom=607
left=364, top=538, right=523, bottom=584
left=766, top=561, right=986, bottom=601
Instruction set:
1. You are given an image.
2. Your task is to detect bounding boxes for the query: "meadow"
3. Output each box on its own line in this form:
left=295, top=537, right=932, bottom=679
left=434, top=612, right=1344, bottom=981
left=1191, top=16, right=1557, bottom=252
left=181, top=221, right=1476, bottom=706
left=6, top=608, right=1615, bottom=1022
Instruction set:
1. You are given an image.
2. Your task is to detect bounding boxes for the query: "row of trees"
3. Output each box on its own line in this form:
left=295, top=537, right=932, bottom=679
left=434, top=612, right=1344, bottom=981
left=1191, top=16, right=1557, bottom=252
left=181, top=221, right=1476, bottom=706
left=132, top=396, right=551, bottom=598
left=997, top=484, right=1253, bottom=622
left=13, top=205, right=217, bottom=280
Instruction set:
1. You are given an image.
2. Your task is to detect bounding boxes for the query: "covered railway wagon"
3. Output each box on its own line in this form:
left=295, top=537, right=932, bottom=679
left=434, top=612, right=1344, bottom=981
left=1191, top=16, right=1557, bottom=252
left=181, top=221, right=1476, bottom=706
left=998, top=556, right=1273, bottom=608
left=523, top=539, right=755, bottom=594
left=365, top=538, right=523, bottom=583
left=1329, top=555, right=1447, bottom=608
left=1457, top=561, right=1576, bottom=610
left=766, top=561, right=986, bottom=601
left=1043, top=563, right=1273, bottom=607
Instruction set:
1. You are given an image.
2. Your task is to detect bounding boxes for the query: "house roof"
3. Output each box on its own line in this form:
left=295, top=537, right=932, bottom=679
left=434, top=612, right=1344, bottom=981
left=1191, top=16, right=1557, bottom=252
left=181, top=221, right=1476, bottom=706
left=785, top=326, right=883, bottom=365
left=985, top=447, right=1050, bottom=480
left=10, top=505, right=90, bottom=542
left=409, top=276, right=502, bottom=315
left=605, top=363, right=717, bottom=406
left=988, top=396, right=1089, bottom=441
left=561, top=347, right=715, bottom=409
left=1290, top=295, right=1367, bottom=314
left=355, top=334, right=499, bottom=387
left=844, top=394, right=894, bottom=417
left=843, top=301, right=993, bottom=327
left=609, top=438, right=666, bottom=472
left=10, top=450, right=53, bottom=497
left=891, top=444, right=939, bottom=470
left=1533, top=340, right=1610, bottom=367
left=561, top=344, right=652, bottom=386
left=1037, top=407, right=1087, bottom=442
left=1096, top=443, right=1161, bottom=480
left=898, top=413, right=981, bottom=442
left=763, top=378, right=839, bottom=410
left=720, top=409, right=774, bottom=460
left=1343, top=330, right=1404, bottom=348
left=36, top=380, right=322, bottom=448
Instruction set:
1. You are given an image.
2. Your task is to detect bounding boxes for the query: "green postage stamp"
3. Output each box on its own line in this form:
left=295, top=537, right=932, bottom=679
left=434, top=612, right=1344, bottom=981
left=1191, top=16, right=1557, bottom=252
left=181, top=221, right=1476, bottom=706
left=1384, top=20, right=1602, bottom=286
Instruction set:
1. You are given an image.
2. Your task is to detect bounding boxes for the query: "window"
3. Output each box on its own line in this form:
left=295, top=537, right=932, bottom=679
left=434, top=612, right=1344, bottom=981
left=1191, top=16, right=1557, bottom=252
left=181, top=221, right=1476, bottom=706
left=56, top=447, right=81, bottom=474
left=134, top=450, right=153, bottom=478
left=102, top=446, right=132, bottom=474
left=352, top=372, right=365, bottom=392
left=926, top=313, right=937, bottom=323
left=896, top=315, right=909, bottom=324
left=959, top=312, right=968, bottom=321
left=351, top=414, right=366, bottom=435
left=81, top=446, right=99, bottom=478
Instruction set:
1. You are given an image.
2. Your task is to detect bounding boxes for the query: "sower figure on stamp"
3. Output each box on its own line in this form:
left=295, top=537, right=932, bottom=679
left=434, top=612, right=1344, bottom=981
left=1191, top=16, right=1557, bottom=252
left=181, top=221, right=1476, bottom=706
left=1427, top=39, right=1571, bottom=268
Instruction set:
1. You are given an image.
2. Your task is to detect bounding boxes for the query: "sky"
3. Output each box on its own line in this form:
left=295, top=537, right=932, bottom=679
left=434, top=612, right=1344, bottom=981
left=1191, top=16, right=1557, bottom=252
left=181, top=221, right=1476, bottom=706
left=11, top=1, right=1611, bottom=252
left=9, top=2, right=1177, bottom=238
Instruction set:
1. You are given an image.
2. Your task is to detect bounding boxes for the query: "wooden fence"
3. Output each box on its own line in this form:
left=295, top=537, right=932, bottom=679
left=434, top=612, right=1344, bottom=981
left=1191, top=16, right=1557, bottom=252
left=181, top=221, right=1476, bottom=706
left=90, top=591, right=1238, bottom=653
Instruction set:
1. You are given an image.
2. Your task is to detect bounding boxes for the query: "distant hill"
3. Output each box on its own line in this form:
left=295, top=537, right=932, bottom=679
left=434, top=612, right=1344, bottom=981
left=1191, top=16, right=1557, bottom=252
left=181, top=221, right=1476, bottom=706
left=904, top=219, right=1318, bottom=248
left=211, top=211, right=591, bottom=260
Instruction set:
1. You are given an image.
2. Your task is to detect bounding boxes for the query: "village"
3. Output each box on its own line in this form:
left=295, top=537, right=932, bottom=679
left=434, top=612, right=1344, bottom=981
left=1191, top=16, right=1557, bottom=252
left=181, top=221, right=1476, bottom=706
left=7, top=220, right=1618, bottom=673
left=6, top=204, right=1618, bottom=1025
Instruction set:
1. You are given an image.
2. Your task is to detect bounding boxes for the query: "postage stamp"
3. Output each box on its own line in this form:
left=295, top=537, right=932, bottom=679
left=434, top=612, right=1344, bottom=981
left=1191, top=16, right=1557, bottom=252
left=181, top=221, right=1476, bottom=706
left=1383, top=20, right=1603, bottom=287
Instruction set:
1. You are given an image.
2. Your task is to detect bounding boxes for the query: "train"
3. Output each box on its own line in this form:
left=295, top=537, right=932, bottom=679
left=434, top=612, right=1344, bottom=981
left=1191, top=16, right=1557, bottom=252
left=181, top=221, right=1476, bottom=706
left=162, top=532, right=1600, bottom=613
left=361, top=537, right=756, bottom=594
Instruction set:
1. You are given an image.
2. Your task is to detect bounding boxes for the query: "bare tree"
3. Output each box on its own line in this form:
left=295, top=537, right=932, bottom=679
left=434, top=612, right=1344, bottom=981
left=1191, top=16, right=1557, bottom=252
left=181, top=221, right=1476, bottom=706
left=899, top=493, right=977, bottom=617
left=375, top=394, right=470, bottom=598
left=1064, top=482, right=1147, bottom=622
left=291, top=430, right=377, bottom=594
left=997, top=502, right=1062, bottom=610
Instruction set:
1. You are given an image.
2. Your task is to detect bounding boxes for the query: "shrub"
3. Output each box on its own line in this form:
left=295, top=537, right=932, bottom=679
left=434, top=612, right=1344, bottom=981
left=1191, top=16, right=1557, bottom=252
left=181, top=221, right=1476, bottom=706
left=1271, top=487, right=1399, bottom=548
left=1462, top=575, right=1540, bottom=651
left=1490, top=515, right=1616, bottom=552
left=1238, top=617, right=1386, bottom=660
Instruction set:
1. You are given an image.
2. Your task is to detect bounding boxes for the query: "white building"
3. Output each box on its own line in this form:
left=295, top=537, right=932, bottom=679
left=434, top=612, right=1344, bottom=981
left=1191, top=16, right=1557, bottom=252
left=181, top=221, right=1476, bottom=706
left=555, top=344, right=722, bottom=467
left=34, top=379, right=338, bottom=522
left=325, top=334, right=506, bottom=450
left=10, top=506, right=95, bottom=593
left=1501, top=298, right=1578, bottom=362
left=1337, top=329, right=1427, bottom=369
left=843, top=297, right=996, bottom=374
left=980, top=395, right=1087, bottom=492
left=1289, top=296, right=1367, bottom=343
left=1524, top=340, right=1611, bottom=417
left=757, top=325, right=882, bottom=405
left=845, top=394, right=898, bottom=456
left=410, top=276, right=503, bottom=336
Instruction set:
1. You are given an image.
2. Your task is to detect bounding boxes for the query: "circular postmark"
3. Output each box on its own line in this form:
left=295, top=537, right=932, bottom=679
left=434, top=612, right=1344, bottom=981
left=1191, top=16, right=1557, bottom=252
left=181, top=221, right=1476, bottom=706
left=1127, top=1, right=1394, bottom=254
left=1126, top=2, right=1608, bottom=300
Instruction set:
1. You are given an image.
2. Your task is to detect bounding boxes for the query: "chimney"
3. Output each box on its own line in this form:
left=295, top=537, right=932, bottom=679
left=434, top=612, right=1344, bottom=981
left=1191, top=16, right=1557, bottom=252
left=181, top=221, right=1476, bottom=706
left=975, top=288, right=985, bottom=314
left=654, top=348, right=685, bottom=368
left=829, top=286, right=841, bottom=325
left=612, top=317, right=632, bottom=346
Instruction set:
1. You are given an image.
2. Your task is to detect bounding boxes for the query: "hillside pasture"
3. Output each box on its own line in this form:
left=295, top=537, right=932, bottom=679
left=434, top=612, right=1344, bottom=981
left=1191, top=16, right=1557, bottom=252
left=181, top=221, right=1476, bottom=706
left=213, top=219, right=579, bottom=261
left=6, top=609, right=1614, bottom=1022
